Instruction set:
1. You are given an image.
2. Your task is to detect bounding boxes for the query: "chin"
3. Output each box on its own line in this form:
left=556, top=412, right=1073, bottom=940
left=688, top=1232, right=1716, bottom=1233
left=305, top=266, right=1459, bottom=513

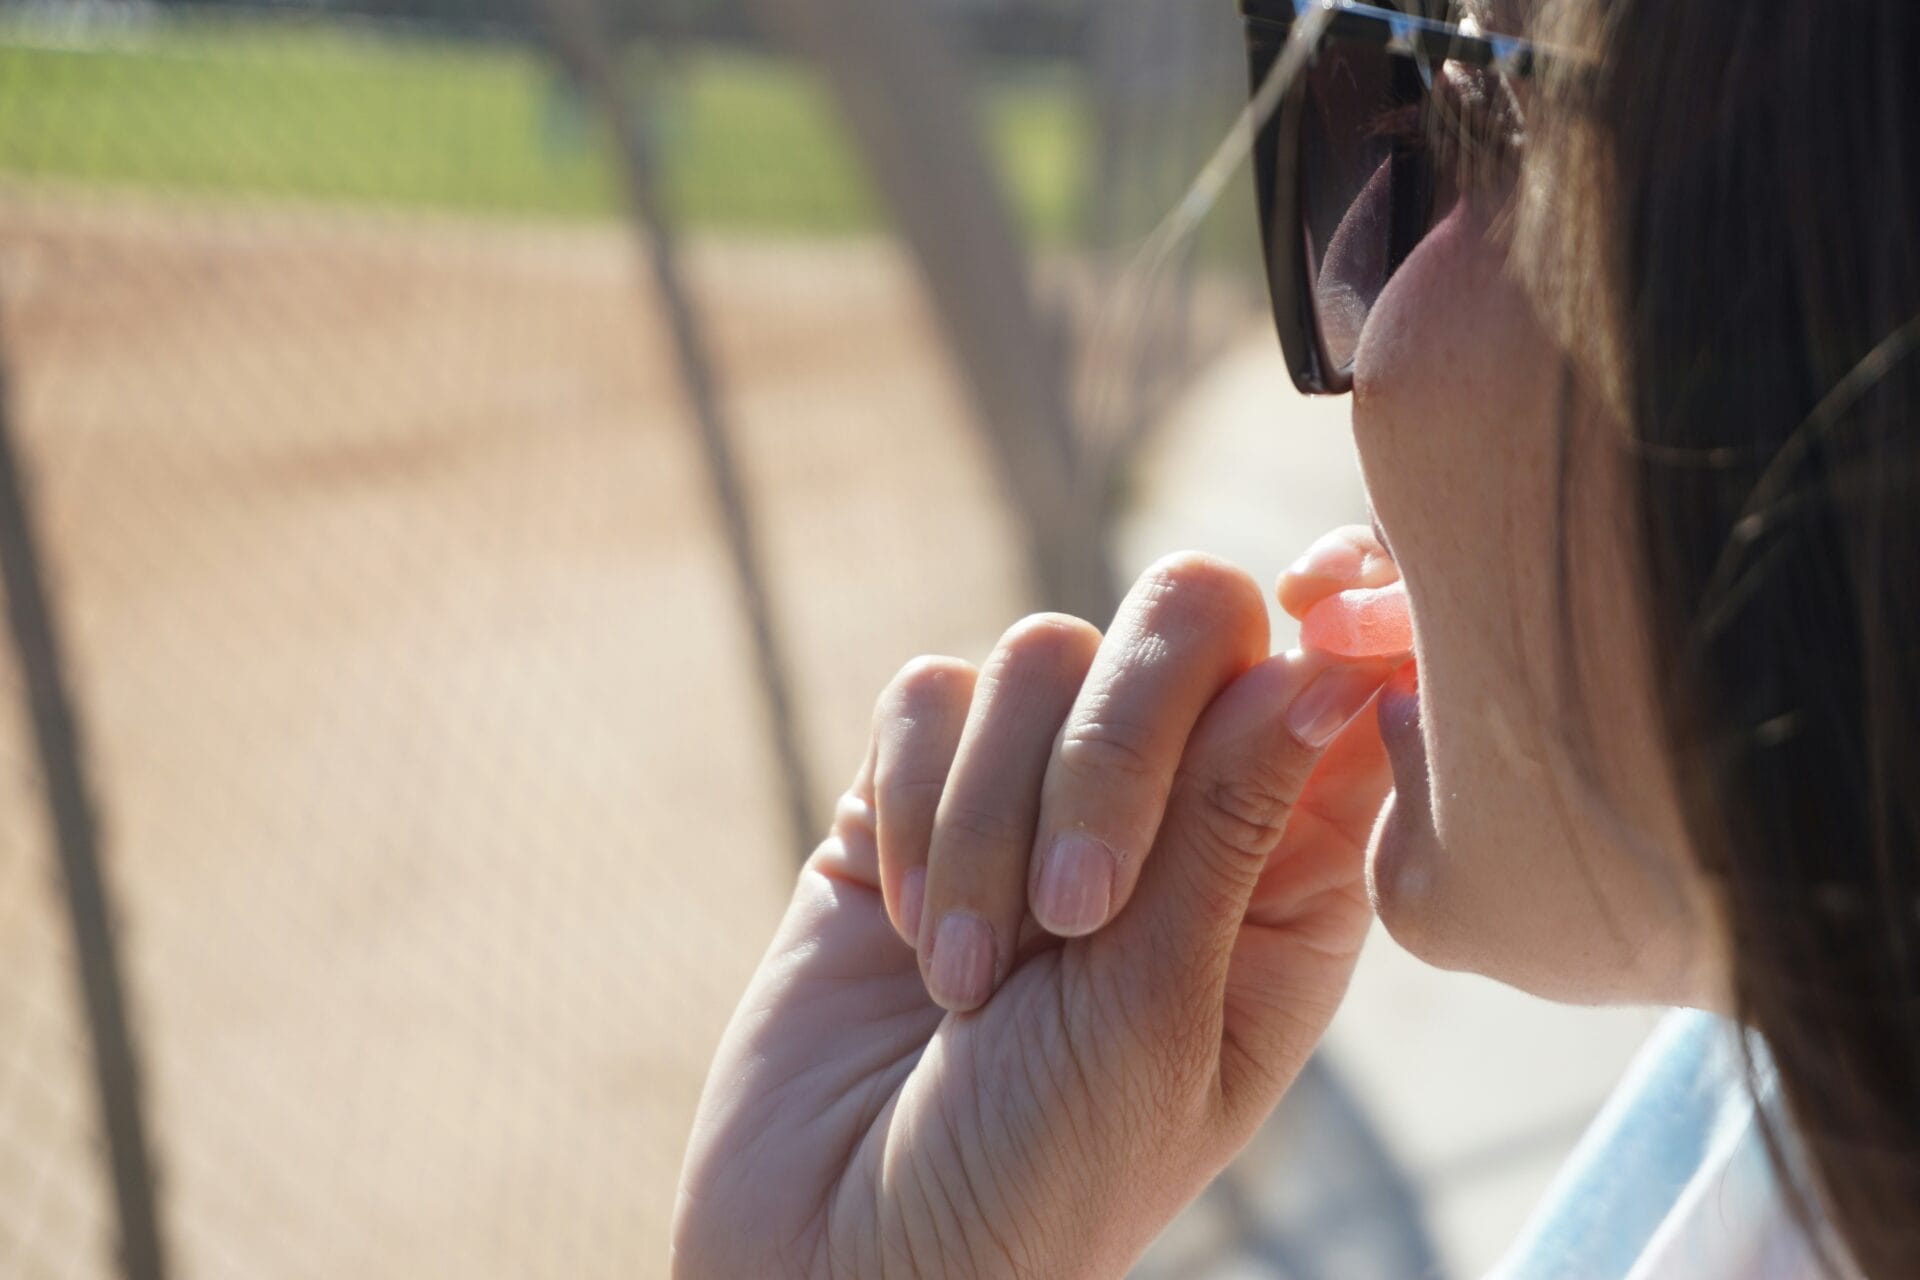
left=1364, top=675, right=1463, bottom=971
left=1366, top=798, right=1707, bottom=1007
left=1363, top=672, right=1710, bottom=1005
left=1367, top=805, right=1578, bottom=1001
left=1363, top=784, right=1465, bottom=971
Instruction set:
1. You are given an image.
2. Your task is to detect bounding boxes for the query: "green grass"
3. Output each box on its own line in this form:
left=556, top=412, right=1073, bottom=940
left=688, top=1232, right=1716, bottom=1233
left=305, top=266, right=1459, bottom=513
left=0, top=16, right=1085, bottom=238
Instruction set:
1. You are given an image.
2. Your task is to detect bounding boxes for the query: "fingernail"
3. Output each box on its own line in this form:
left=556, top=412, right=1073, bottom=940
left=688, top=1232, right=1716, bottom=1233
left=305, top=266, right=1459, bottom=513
left=1286, top=529, right=1365, bottom=580
left=900, top=867, right=926, bottom=941
left=1034, top=833, right=1115, bottom=936
left=928, top=911, right=995, bottom=1009
left=1285, top=664, right=1387, bottom=749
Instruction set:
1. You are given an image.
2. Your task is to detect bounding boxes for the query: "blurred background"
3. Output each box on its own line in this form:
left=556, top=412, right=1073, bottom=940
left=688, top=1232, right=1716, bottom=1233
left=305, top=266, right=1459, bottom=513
left=0, top=0, right=1666, bottom=1275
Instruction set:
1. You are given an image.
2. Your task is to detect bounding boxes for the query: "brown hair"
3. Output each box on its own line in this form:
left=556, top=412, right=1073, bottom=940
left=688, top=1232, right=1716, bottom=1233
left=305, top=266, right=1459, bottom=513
left=1513, top=1, right=1920, bottom=1274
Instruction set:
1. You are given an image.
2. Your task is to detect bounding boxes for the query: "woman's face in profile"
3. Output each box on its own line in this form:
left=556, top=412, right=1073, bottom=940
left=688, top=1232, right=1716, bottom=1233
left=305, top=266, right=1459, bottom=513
left=1344, top=178, right=1725, bottom=1009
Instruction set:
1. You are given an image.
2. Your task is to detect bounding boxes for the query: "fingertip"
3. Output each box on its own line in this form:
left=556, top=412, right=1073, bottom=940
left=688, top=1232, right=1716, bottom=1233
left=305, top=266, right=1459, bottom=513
left=1277, top=526, right=1400, bottom=621
left=1137, top=551, right=1271, bottom=656
left=1284, top=660, right=1396, bottom=751
left=1195, top=648, right=1398, bottom=758
left=1276, top=569, right=1345, bottom=622
left=879, top=654, right=979, bottom=721
left=1284, top=526, right=1370, bottom=582
left=1031, top=831, right=1115, bottom=937
left=924, top=909, right=997, bottom=1012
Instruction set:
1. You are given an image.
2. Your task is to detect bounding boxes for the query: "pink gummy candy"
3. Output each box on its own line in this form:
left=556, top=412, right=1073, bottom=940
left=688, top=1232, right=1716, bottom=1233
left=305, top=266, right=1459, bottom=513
left=1300, top=584, right=1414, bottom=658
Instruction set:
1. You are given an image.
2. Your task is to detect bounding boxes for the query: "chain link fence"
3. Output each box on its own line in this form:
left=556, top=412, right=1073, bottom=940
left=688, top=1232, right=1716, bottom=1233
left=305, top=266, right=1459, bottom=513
left=0, top=1, right=1442, bottom=1275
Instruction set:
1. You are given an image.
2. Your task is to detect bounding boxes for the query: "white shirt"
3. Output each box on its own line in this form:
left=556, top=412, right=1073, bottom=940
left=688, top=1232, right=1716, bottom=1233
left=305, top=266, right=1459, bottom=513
left=1487, top=1008, right=1865, bottom=1280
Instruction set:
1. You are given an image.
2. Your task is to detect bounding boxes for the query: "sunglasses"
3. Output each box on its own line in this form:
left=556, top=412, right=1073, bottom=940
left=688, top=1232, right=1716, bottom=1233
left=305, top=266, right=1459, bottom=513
left=1241, top=0, right=1549, bottom=395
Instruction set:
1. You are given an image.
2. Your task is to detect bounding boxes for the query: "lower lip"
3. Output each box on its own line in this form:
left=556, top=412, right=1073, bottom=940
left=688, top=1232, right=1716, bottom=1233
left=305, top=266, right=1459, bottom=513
left=1376, top=662, right=1422, bottom=758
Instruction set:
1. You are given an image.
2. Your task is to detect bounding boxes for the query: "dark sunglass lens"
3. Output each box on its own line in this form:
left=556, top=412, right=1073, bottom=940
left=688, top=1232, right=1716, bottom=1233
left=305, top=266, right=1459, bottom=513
left=1299, top=43, right=1430, bottom=377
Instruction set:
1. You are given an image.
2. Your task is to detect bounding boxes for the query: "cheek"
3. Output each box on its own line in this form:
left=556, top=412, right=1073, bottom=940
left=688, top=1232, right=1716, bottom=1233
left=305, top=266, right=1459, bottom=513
left=1353, top=200, right=1561, bottom=454
left=1345, top=203, right=1700, bottom=999
left=1349, top=201, right=1563, bottom=667
left=1351, top=208, right=1559, bottom=932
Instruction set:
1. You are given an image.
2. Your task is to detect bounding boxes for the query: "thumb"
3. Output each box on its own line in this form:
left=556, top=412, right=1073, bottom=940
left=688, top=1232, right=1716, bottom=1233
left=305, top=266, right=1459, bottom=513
left=1091, top=649, right=1394, bottom=1055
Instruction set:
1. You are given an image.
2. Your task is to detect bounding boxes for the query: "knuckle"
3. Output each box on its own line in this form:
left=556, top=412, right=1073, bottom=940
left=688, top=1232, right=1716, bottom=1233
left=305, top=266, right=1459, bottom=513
left=1056, top=718, right=1161, bottom=786
left=874, top=770, right=948, bottom=816
left=832, top=787, right=879, bottom=841
left=935, top=798, right=1028, bottom=852
left=1187, top=765, right=1295, bottom=865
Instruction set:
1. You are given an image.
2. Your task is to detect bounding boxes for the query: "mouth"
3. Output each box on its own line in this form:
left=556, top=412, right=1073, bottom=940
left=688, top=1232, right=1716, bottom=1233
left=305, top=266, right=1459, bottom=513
left=1284, top=513, right=1425, bottom=876
left=1362, top=511, right=1423, bottom=790
left=1274, top=520, right=1425, bottom=880
left=1281, top=519, right=1415, bottom=661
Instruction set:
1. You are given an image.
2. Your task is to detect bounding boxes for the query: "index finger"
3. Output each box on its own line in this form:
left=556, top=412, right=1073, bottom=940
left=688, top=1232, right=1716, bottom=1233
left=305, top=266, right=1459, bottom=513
left=1025, top=552, right=1270, bottom=936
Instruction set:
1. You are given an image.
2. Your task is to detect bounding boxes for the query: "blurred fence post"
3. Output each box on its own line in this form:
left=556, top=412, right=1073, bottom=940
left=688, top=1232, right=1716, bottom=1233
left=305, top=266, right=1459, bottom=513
left=1083, top=0, right=1193, bottom=455
left=0, top=338, right=167, bottom=1279
left=535, top=0, right=821, bottom=859
left=745, top=0, right=1121, bottom=625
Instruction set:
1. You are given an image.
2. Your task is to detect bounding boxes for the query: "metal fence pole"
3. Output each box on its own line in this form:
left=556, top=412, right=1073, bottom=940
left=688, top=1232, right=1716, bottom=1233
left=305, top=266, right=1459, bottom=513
left=536, top=0, right=821, bottom=860
left=0, top=338, right=167, bottom=1279
left=747, top=0, right=1121, bottom=625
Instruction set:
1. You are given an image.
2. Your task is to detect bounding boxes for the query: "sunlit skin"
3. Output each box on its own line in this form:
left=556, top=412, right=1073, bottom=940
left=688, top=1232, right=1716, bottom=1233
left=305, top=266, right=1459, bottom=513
left=1349, top=188, right=1726, bottom=1011
left=672, top=546, right=1411, bottom=1277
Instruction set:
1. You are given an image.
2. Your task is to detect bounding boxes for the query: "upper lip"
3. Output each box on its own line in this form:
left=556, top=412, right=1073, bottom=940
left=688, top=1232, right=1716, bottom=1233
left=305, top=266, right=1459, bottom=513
left=1369, top=510, right=1396, bottom=564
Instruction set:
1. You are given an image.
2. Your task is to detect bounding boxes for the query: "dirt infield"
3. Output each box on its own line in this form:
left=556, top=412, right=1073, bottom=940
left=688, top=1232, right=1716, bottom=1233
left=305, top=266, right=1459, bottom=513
left=0, top=188, right=1032, bottom=1278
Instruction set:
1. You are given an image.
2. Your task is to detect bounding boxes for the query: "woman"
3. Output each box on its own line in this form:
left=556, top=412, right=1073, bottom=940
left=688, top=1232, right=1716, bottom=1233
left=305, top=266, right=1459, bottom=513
left=673, top=0, right=1919, bottom=1274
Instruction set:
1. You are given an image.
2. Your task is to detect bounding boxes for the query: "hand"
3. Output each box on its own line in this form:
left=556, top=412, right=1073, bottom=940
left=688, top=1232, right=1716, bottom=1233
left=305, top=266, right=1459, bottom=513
left=673, top=538, right=1408, bottom=1279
